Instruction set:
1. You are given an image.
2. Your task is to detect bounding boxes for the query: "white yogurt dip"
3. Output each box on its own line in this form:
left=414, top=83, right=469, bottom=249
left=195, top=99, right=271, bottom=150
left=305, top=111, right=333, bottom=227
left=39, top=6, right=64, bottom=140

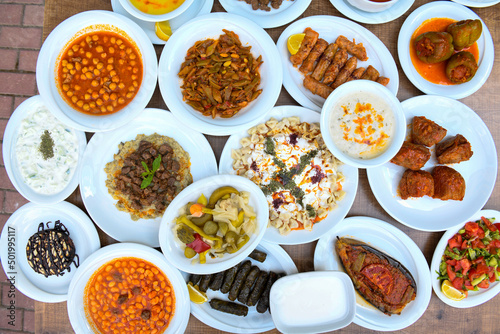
left=329, top=91, right=395, bottom=159
left=269, top=271, right=356, bottom=333
left=15, top=105, right=79, bottom=194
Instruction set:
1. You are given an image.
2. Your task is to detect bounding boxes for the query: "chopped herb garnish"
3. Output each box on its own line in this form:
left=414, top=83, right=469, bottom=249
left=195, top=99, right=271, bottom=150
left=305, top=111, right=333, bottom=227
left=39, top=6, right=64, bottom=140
left=264, top=137, right=275, bottom=156
left=306, top=204, right=316, bottom=218
left=39, top=130, right=54, bottom=160
left=140, top=154, right=162, bottom=189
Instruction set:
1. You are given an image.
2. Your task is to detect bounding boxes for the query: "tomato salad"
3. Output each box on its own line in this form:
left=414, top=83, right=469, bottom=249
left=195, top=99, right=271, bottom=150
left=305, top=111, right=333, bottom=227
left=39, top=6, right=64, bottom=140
left=437, top=217, right=500, bottom=296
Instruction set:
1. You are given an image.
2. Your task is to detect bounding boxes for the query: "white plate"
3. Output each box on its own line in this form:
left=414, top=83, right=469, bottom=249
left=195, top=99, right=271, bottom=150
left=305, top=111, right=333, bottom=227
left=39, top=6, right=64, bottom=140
left=36, top=10, right=158, bottom=132
left=67, top=243, right=190, bottom=334
left=2, top=95, right=87, bottom=204
left=111, top=0, right=214, bottom=45
left=397, top=1, right=494, bottom=99
left=330, top=0, right=415, bottom=24
left=79, top=108, right=218, bottom=247
left=0, top=202, right=100, bottom=303
left=277, top=15, right=399, bottom=112
left=430, top=209, right=500, bottom=308
left=184, top=240, right=298, bottom=333
left=219, top=105, right=359, bottom=245
left=314, top=216, right=432, bottom=331
left=219, top=0, right=311, bottom=28
left=158, top=13, right=283, bottom=136
left=451, top=0, right=500, bottom=7
left=366, top=95, right=497, bottom=231
left=159, top=174, right=269, bottom=275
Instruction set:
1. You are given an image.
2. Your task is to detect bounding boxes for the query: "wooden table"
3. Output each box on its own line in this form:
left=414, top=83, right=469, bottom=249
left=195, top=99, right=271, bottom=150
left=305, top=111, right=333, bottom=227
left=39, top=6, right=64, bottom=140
left=37, top=0, right=500, bottom=333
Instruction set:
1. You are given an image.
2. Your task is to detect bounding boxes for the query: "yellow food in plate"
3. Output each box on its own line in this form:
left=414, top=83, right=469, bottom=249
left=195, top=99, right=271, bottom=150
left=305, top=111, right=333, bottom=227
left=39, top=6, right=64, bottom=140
left=155, top=21, right=172, bottom=41
left=130, top=0, right=185, bottom=15
left=441, top=279, right=466, bottom=301
left=187, top=282, right=208, bottom=304
left=287, top=33, right=305, bottom=55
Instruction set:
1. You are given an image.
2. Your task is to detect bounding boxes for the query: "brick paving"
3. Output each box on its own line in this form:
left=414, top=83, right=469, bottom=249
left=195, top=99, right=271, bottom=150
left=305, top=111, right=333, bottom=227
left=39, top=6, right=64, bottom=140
left=0, top=0, right=45, bottom=332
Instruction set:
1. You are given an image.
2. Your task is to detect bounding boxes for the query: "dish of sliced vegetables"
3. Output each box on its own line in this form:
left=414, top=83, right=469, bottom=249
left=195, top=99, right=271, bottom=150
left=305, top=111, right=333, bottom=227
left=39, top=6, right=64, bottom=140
left=431, top=209, right=500, bottom=308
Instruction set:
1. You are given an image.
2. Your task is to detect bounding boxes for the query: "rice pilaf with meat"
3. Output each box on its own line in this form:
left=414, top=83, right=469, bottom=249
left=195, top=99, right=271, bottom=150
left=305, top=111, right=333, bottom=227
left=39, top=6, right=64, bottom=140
left=105, top=133, right=192, bottom=221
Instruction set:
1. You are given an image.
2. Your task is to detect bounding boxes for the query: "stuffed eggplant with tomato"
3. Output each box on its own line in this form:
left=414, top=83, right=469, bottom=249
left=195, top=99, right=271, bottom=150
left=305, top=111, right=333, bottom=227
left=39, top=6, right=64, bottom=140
left=335, top=237, right=417, bottom=315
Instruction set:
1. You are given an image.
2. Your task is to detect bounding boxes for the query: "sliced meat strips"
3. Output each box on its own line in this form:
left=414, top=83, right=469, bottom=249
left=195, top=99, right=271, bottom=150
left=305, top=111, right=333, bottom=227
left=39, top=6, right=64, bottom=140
left=300, top=38, right=328, bottom=74
left=311, top=43, right=338, bottom=81
left=336, top=35, right=369, bottom=61
left=290, top=27, right=319, bottom=67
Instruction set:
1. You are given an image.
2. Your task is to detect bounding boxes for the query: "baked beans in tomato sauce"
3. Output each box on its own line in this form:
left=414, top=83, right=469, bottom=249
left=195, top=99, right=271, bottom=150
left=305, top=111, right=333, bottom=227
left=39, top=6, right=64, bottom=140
left=84, top=257, right=175, bottom=334
left=57, top=28, right=143, bottom=115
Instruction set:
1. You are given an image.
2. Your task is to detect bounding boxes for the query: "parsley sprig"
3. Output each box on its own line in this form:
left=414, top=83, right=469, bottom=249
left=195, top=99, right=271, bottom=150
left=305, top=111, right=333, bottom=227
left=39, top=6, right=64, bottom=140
left=141, top=154, right=162, bottom=189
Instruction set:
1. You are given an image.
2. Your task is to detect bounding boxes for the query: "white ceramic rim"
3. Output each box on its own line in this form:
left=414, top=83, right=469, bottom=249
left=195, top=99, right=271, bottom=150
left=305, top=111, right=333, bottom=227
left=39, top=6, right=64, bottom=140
left=67, top=242, right=190, bottom=334
left=186, top=240, right=298, bottom=333
left=158, top=12, right=283, bottom=136
left=2, top=95, right=87, bottom=204
left=0, top=201, right=100, bottom=303
left=36, top=10, right=158, bottom=132
left=397, top=1, right=494, bottom=99
left=270, top=271, right=356, bottom=333
left=79, top=108, right=218, bottom=247
left=320, top=80, right=406, bottom=168
left=451, top=0, right=500, bottom=7
left=218, top=0, right=312, bottom=29
left=366, top=95, right=498, bottom=231
left=430, top=209, right=500, bottom=308
left=118, top=0, right=194, bottom=22
left=111, top=0, right=213, bottom=45
left=313, top=216, right=432, bottom=331
left=218, top=105, right=359, bottom=245
left=277, top=15, right=399, bottom=112
left=328, top=0, right=415, bottom=26
left=158, top=174, right=269, bottom=275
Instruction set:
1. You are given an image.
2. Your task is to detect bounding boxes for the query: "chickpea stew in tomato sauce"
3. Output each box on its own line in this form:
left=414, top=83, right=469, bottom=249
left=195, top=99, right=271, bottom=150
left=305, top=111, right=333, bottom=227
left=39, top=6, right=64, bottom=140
left=57, top=28, right=143, bottom=115
left=84, top=257, right=175, bottom=334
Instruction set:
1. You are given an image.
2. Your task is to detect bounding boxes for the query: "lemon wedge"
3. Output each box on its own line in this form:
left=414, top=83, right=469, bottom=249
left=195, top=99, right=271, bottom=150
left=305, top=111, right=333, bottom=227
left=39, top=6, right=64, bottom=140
left=155, top=21, right=172, bottom=41
left=441, top=280, right=466, bottom=301
left=187, top=282, right=208, bottom=304
left=287, top=33, right=305, bottom=55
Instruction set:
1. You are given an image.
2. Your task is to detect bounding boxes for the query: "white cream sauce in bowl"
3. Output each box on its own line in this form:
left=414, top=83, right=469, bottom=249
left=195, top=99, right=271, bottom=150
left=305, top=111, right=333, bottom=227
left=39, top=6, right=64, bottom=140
left=269, top=271, right=356, bottom=333
left=320, top=80, right=406, bottom=168
left=3, top=95, right=87, bottom=204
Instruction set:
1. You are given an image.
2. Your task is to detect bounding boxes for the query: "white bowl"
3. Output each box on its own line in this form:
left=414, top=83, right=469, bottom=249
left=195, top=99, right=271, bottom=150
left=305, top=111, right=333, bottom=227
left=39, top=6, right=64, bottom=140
left=346, top=0, right=399, bottom=12
left=159, top=174, right=269, bottom=275
left=67, top=243, right=190, bottom=334
left=2, top=96, right=87, bottom=204
left=320, top=80, right=406, bottom=168
left=269, top=271, right=356, bottom=334
left=118, top=0, right=194, bottom=22
left=158, top=13, right=283, bottom=136
left=36, top=10, right=158, bottom=132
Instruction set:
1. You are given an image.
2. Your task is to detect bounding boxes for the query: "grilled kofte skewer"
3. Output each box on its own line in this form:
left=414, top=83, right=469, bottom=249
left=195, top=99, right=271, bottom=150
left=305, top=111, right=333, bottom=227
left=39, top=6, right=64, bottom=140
left=335, top=237, right=417, bottom=315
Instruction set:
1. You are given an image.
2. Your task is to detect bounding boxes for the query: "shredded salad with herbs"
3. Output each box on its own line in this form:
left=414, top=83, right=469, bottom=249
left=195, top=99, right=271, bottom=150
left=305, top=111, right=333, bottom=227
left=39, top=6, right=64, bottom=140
left=437, top=217, right=500, bottom=296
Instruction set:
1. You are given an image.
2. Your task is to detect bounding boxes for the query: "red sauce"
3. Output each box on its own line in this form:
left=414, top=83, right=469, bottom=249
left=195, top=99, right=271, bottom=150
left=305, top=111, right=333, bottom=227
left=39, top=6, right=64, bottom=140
left=409, top=17, right=479, bottom=85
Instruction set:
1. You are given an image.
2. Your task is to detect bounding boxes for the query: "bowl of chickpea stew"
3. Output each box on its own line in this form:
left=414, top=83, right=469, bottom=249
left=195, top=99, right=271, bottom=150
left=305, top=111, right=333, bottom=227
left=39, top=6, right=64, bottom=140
left=37, top=10, right=157, bottom=132
left=67, top=243, right=190, bottom=334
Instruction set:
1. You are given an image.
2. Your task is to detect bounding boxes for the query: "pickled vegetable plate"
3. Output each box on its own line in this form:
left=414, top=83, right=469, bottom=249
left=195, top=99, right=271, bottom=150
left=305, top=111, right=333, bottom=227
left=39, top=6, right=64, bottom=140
left=159, top=174, right=269, bottom=275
